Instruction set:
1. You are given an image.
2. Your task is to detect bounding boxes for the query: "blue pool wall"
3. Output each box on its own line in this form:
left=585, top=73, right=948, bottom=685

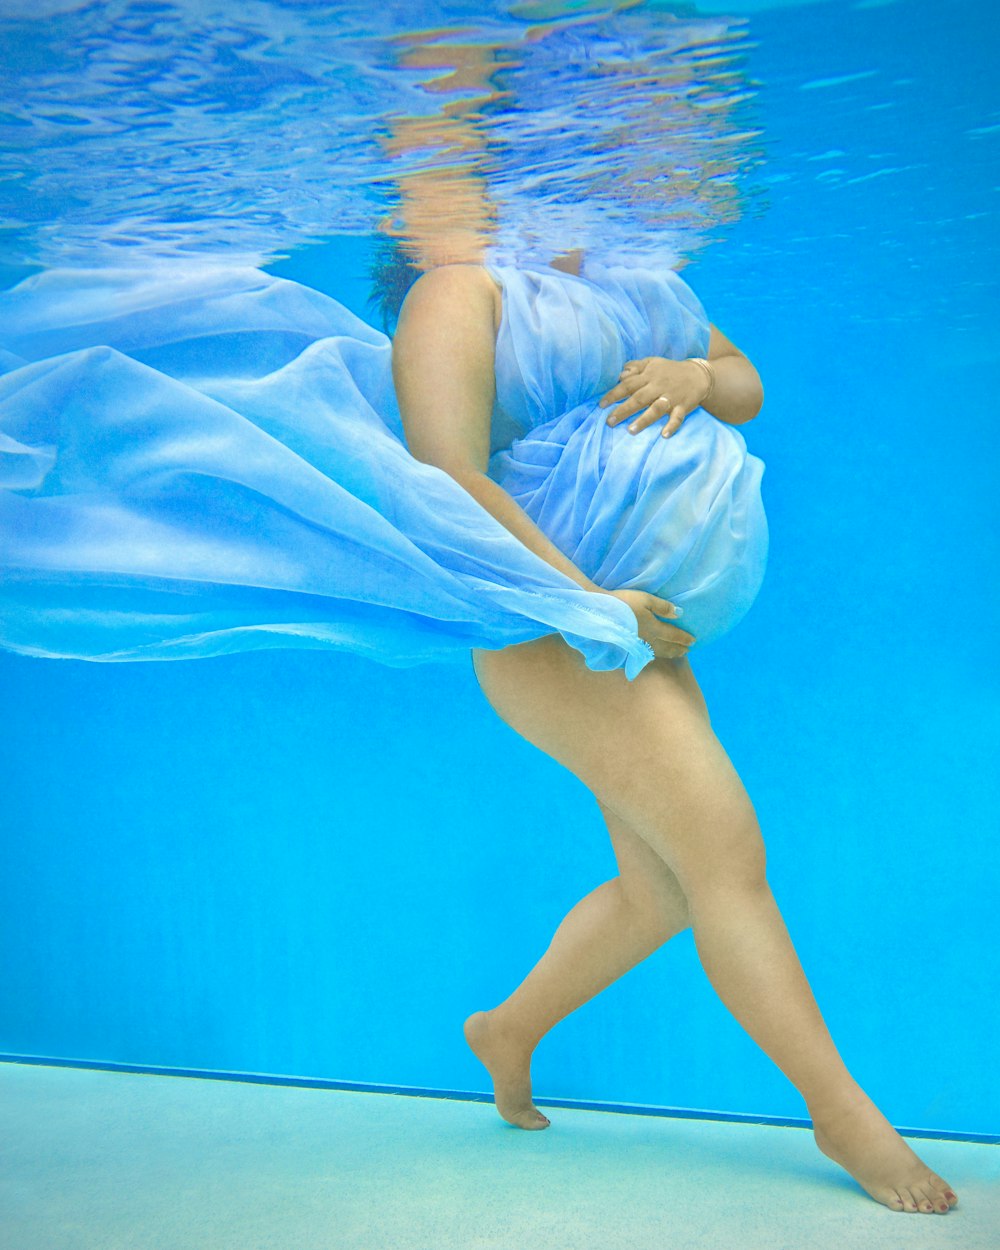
left=1, top=0, right=997, bottom=1137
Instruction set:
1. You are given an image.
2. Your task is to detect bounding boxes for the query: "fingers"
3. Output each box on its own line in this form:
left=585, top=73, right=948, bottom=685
left=604, top=387, right=676, bottom=432
left=655, top=634, right=694, bottom=660
left=627, top=399, right=688, bottom=438
left=660, top=405, right=687, bottom=439
left=615, top=588, right=696, bottom=660
left=644, top=593, right=684, bottom=620
left=605, top=398, right=688, bottom=438
left=598, top=357, right=699, bottom=437
left=599, top=381, right=689, bottom=437
left=658, top=623, right=695, bottom=646
left=598, top=379, right=640, bottom=411
left=597, top=359, right=651, bottom=411
left=644, top=605, right=695, bottom=657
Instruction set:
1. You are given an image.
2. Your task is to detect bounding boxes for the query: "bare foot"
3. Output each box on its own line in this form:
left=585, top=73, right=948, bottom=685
left=463, top=1010, right=550, bottom=1130
left=812, top=1089, right=959, bottom=1213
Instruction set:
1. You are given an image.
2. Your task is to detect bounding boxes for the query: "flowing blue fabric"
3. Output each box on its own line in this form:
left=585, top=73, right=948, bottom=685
left=0, top=259, right=767, bottom=679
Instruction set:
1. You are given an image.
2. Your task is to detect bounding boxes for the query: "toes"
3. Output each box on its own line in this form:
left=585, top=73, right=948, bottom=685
left=925, top=1185, right=949, bottom=1212
left=897, top=1186, right=920, bottom=1213
left=886, top=1191, right=906, bottom=1212
left=511, top=1108, right=549, bottom=1130
left=929, top=1173, right=958, bottom=1206
left=918, top=1177, right=953, bottom=1214
left=912, top=1183, right=937, bottom=1214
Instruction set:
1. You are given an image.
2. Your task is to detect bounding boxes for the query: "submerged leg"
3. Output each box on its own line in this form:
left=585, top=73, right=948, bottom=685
left=463, top=797, right=692, bottom=1129
left=466, top=634, right=958, bottom=1213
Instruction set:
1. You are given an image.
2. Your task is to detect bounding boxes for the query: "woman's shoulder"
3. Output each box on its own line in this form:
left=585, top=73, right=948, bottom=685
left=399, top=263, right=504, bottom=340
left=406, top=261, right=501, bottom=292
left=406, top=262, right=511, bottom=312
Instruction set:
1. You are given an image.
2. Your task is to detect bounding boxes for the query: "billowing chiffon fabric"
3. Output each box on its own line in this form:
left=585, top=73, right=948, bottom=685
left=0, top=260, right=767, bottom=679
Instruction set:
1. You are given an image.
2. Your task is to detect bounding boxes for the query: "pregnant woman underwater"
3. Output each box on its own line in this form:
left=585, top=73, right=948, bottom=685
left=0, top=244, right=957, bottom=1215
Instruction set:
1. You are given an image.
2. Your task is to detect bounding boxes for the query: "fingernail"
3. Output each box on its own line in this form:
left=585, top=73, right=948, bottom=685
left=628, top=424, right=638, bottom=433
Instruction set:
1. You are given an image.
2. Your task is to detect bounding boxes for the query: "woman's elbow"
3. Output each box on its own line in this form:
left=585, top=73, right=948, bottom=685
left=718, top=354, right=763, bottom=425
left=742, top=375, right=764, bottom=424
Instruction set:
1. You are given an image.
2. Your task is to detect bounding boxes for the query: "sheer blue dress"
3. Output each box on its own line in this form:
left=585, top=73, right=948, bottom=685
left=0, top=258, right=767, bottom=680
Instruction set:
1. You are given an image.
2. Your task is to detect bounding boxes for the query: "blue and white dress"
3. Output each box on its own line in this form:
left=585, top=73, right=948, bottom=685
left=0, top=258, right=767, bottom=680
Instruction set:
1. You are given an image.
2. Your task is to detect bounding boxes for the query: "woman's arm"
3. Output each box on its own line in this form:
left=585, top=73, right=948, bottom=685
left=391, top=264, right=608, bottom=594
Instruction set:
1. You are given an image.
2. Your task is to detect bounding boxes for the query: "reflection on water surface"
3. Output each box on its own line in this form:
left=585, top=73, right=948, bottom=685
left=0, top=0, right=764, bottom=269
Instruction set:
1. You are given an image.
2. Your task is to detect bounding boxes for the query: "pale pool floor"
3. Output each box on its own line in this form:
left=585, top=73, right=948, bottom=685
left=1, top=1063, right=996, bottom=1250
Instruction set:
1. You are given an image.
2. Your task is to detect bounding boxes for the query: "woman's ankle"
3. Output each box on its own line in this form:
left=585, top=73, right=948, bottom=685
left=807, top=1078, right=871, bottom=1126
left=484, top=1004, right=542, bottom=1056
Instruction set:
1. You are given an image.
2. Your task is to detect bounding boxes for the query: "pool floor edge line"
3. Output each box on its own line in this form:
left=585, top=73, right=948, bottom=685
left=1, top=1053, right=995, bottom=1146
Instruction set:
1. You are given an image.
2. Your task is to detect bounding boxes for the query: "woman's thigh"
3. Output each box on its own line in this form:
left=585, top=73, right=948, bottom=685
left=470, top=634, right=764, bottom=895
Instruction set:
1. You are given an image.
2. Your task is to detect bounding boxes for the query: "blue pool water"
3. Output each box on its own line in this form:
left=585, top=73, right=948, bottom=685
left=0, top=0, right=997, bottom=1138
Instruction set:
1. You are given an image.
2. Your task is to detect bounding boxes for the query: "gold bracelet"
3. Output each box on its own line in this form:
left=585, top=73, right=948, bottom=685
left=687, top=356, right=715, bottom=403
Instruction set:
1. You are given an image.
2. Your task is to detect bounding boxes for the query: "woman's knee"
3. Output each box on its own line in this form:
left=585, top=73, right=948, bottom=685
left=618, top=874, right=692, bottom=941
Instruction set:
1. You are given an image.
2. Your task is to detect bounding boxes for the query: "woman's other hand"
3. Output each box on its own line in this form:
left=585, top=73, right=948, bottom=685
left=597, top=587, right=695, bottom=660
left=598, top=356, right=710, bottom=439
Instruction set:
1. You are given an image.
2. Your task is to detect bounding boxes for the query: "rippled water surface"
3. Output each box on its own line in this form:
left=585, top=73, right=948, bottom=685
left=0, top=0, right=770, bottom=270
left=2, top=0, right=994, bottom=332
left=2, top=0, right=994, bottom=337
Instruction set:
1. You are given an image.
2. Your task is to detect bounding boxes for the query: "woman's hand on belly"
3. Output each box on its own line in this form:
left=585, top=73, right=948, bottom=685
left=601, top=328, right=765, bottom=433
left=598, top=356, right=711, bottom=440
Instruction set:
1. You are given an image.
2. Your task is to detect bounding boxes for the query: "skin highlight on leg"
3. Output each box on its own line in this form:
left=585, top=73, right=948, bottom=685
left=465, top=634, right=957, bottom=1212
